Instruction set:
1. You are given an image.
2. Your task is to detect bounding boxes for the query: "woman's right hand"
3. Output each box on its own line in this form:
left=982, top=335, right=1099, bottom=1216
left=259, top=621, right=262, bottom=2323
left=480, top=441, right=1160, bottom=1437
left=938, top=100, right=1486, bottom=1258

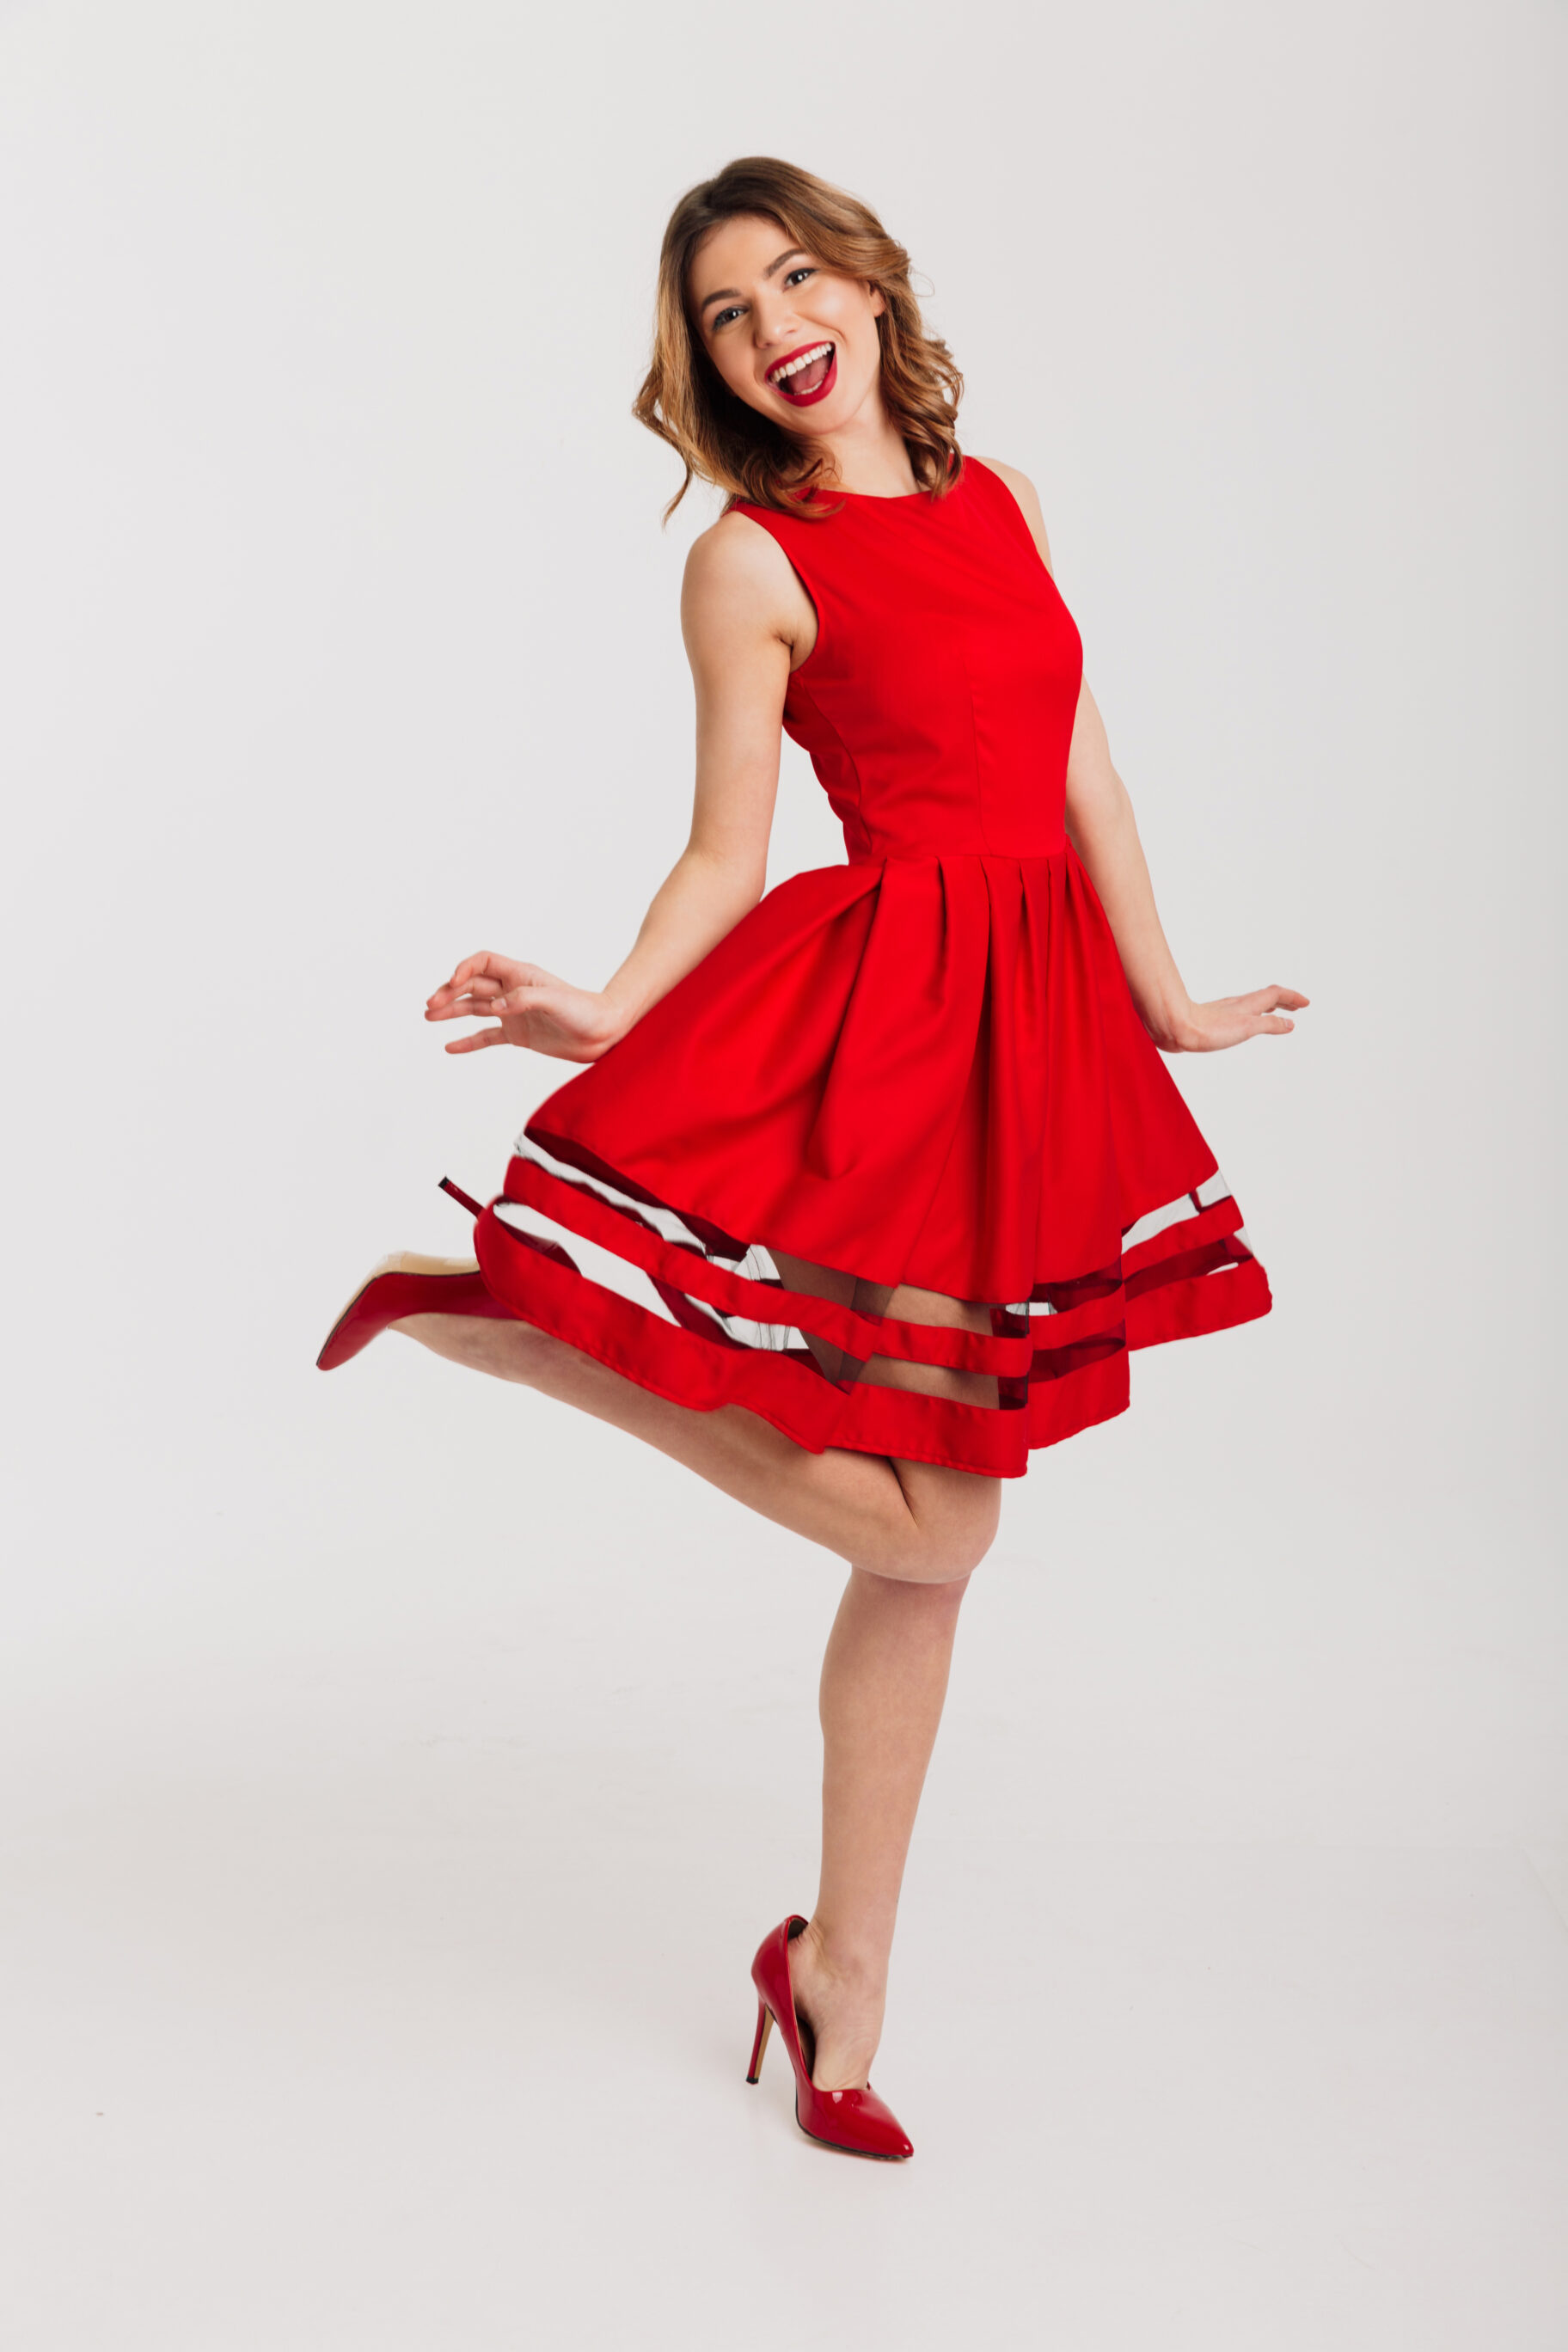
left=425, top=952, right=628, bottom=1063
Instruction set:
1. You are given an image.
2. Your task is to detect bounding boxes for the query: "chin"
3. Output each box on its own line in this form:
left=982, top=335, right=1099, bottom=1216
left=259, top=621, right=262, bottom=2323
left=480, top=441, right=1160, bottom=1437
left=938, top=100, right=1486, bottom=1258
left=782, top=378, right=872, bottom=435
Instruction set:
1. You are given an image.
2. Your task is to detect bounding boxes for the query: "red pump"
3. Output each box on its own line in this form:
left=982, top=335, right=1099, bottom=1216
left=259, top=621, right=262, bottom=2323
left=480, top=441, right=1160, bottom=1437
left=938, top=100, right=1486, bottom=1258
left=315, top=1253, right=518, bottom=1370
left=747, top=1916, right=914, bottom=2160
left=315, top=1178, right=574, bottom=1370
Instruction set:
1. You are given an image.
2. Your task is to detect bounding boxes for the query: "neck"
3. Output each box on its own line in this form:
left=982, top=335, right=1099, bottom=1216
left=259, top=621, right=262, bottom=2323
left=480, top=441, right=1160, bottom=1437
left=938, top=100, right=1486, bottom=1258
left=806, top=390, right=917, bottom=498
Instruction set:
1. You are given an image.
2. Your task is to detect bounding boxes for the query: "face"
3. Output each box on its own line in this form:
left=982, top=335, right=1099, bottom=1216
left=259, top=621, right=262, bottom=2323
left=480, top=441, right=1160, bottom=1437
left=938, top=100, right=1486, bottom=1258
left=688, top=212, right=886, bottom=438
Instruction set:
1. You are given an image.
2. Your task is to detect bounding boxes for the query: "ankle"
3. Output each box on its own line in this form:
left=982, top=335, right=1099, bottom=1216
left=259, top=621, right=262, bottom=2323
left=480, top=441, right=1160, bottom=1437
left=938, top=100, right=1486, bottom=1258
left=788, top=1920, right=888, bottom=2091
left=794, top=1916, right=887, bottom=2000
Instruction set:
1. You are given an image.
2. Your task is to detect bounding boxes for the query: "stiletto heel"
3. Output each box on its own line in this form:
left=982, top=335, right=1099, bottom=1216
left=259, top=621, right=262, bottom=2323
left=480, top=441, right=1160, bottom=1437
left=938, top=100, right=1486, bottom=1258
left=745, top=1999, right=774, bottom=2085
left=747, top=1916, right=914, bottom=2159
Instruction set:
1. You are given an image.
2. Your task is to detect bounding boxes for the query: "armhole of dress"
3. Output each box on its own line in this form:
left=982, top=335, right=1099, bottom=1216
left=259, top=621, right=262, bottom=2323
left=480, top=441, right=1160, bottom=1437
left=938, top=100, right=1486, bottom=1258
left=964, top=458, right=1055, bottom=581
left=732, top=503, right=825, bottom=679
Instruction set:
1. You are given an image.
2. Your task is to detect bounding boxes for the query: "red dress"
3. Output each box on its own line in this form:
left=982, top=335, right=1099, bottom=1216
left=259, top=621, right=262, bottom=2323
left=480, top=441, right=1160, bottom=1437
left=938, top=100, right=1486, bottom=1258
left=473, top=459, right=1271, bottom=1476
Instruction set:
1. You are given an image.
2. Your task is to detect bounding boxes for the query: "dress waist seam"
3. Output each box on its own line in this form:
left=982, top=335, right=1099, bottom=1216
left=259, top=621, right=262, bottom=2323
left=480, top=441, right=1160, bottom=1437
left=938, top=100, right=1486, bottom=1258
left=844, top=845, right=1069, bottom=867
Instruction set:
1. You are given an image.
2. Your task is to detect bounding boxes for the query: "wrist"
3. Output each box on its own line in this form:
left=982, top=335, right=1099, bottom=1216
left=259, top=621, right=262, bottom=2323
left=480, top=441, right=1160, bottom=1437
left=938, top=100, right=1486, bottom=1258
left=594, top=982, right=642, bottom=1050
left=1144, top=989, right=1197, bottom=1052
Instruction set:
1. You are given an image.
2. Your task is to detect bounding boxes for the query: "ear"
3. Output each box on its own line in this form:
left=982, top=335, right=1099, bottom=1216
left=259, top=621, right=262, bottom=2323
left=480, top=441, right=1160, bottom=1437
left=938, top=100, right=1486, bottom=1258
left=867, top=284, right=886, bottom=319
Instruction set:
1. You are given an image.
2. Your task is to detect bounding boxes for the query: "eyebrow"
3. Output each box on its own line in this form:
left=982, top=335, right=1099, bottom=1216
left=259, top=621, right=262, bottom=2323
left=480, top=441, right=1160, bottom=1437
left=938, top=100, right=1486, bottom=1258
left=696, top=248, right=810, bottom=316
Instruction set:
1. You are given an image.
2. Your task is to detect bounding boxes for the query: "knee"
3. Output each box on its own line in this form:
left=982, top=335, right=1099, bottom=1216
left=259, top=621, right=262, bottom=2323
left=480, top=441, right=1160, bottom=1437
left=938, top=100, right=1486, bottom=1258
left=888, top=1493, right=1000, bottom=1585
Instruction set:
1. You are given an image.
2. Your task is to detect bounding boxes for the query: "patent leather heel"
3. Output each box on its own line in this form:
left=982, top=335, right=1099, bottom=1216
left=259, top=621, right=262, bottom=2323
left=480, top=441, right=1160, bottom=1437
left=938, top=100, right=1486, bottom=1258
left=747, top=1915, right=913, bottom=2159
left=438, top=1176, right=485, bottom=1218
left=745, top=1999, right=775, bottom=2085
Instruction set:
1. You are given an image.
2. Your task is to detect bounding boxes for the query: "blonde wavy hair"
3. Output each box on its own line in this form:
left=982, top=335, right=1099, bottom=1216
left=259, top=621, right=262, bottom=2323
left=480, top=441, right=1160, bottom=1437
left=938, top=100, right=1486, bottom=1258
left=633, top=156, right=964, bottom=518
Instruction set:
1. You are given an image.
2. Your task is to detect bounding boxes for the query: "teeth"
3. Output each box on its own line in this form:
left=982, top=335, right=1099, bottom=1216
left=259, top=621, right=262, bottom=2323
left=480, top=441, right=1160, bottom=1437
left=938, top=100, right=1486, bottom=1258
left=771, top=342, right=832, bottom=387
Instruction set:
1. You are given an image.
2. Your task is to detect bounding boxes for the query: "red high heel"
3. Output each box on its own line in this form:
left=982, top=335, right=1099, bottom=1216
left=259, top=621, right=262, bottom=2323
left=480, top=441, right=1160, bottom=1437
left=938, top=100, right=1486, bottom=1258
left=315, top=1178, right=580, bottom=1369
left=315, top=1251, right=518, bottom=1369
left=746, top=1916, right=914, bottom=2160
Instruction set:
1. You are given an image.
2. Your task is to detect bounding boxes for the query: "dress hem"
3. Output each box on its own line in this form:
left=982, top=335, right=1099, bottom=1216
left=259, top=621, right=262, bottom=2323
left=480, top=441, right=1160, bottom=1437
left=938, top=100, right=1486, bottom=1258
left=473, top=1196, right=1271, bottom=1480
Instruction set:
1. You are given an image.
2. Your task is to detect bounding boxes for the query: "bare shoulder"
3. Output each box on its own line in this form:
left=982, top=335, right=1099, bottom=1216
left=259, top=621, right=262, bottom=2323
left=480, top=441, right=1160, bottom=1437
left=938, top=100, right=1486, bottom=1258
left=682, top=508, right=808, bottom=647
left=969, top=455, right=1053, bottom=572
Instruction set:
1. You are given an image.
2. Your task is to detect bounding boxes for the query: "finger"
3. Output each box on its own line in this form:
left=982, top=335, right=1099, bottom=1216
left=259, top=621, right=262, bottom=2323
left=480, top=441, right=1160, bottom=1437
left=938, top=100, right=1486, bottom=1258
left=427, top=952, right=506, bottom=1005
left=1258, top=1015, right=1295, bottom=1034
left=443, top=1026, right=507, bottom=1054
left=426, top=995, right=498, bottom=1022
left=426, top=958, right=484, bottom=1003
left=1253, top=984, right=1308, bottom=1011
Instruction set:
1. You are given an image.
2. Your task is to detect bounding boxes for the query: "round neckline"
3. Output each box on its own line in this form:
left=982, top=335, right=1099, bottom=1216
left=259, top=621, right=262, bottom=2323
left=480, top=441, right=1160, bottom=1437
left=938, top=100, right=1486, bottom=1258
left=822, top=461, right=971, bottom=504
left=738, top=463, right=971, bottom=520
left=829, top=483, right=928, bottom=502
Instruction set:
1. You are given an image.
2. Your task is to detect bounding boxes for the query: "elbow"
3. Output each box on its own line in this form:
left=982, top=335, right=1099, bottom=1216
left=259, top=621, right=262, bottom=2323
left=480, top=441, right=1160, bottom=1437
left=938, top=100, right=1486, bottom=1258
left=689, top=841, right=768, bottom=915
left=716, top=860, right=767, bottom=919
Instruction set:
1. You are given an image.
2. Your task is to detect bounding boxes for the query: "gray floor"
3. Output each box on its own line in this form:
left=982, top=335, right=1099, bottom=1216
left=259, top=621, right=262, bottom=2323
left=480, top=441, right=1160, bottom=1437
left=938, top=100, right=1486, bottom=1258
left=8, top=1829, right=1568, bottom=2349
left=4, top=1420, right=1565, bottom=2351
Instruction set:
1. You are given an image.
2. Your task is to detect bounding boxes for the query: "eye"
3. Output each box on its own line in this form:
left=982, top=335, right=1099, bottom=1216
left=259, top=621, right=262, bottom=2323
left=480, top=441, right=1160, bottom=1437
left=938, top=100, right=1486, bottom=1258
left=711, top=305, right=744, bottom=331
left=783, top=266, right=816, bottom=289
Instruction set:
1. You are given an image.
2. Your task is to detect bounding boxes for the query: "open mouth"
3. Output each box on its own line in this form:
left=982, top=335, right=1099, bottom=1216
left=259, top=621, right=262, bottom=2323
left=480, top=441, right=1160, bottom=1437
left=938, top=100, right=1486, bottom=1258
left=767, top=341, right=837, bottom=406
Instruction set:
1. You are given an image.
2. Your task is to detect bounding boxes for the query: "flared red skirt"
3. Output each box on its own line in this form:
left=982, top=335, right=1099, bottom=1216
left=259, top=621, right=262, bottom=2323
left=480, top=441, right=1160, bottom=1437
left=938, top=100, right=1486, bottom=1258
left=471, top=848, right=1271, bottom=1477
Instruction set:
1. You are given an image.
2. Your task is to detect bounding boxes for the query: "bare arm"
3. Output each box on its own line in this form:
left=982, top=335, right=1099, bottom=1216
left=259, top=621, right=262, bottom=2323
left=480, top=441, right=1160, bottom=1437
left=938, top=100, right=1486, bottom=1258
left=426, top=514, right=812, bottom=1060
left=978, top=457, right=1307, bottom=1052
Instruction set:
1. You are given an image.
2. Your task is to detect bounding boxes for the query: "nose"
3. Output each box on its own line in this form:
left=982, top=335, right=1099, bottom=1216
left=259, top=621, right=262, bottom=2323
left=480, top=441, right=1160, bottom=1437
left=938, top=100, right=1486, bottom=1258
left=751, top=287, right=799, bottom=351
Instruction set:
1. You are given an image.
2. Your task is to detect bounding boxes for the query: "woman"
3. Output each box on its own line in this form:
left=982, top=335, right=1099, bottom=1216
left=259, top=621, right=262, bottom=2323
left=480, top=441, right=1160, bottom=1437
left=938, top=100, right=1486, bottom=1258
left=318, top=157, right=1306, bottom=2160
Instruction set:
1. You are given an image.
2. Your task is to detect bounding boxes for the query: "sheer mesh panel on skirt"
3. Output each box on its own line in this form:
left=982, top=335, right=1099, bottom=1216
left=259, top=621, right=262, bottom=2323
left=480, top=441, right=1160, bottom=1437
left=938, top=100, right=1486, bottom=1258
left=471, top=1134, right=1271, bottom=1478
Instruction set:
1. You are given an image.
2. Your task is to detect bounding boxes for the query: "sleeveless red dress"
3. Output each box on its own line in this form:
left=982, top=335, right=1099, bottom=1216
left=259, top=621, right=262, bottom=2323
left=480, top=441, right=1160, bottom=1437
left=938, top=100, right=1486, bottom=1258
left=472, top=459, right=1271, bottom=1476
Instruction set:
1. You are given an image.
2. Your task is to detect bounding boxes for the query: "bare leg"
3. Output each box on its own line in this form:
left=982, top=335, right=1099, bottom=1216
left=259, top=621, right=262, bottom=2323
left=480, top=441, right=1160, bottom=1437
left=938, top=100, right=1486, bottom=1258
left=394, top=1287, right=999, bottom=2085
left=397, top=1311, right=998, bottom=1582
left=787, top=1567, right=969, bottom=2088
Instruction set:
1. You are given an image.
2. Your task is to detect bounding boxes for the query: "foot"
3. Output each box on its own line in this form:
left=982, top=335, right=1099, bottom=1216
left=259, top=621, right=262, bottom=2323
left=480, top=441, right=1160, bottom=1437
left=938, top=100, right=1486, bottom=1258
left=391, top=1310, right=565, bottom=1383
left=785, top=1918, right=887, bottom=2092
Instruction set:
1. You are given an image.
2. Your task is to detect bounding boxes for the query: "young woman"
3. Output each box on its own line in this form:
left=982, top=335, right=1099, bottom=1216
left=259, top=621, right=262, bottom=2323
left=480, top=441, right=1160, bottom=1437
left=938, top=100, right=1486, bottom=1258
left=318, top=157, right=1306, bottom=2161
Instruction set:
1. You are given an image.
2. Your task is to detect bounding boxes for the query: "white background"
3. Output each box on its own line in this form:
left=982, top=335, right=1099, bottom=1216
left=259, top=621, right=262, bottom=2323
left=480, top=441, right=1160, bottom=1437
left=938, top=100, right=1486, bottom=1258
left=2, top=1, right=1565, bottom=2344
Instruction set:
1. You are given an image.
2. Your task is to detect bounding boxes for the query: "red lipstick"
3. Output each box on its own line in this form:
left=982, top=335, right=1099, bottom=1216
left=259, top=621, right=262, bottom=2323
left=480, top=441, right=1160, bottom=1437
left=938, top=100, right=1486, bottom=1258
left=768, top=342, right=838, bottom=407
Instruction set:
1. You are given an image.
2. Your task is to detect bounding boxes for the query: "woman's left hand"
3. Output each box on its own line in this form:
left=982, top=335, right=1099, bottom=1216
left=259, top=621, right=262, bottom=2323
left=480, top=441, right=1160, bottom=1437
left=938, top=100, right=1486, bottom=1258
left=1159, top=985, right=1310, bottom=1052
left=424, top=951, right=626, bottom=1061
